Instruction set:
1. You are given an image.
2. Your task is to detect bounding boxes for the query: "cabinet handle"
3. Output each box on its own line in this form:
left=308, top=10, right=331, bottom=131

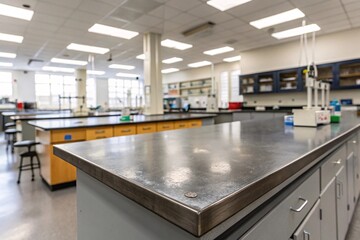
left=143, top=127, right=151, bottom=130
left=353, top=141, right=357, bottom=144
left=290, top=197, right=308, bottom=212
left=333, top=159, right=342, bottom=165
left=303, top=231, right=311, bottom=240
left=121, top=129, right=131, bottom=133
left=336, top=182, right=342, bottom=199
left=95, top=130, right=105, bottom=134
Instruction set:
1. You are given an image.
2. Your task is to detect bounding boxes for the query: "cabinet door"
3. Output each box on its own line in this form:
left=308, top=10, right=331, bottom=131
left=320, top=178, right=337, bottom=240
left=336, top=166, right=348, bottom=240
left=293, top=200, right=321, bottom=240
left=346, top=156, right=355, bottom=222
left=354, top=135, right=360, bottom=200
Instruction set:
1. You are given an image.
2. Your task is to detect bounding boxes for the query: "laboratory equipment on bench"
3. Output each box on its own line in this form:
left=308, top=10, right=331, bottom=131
left=293, top=23, right=330, bottom=127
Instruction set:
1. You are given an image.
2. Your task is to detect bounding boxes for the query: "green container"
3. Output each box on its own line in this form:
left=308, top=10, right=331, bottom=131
left=331, top=115, right=341, bottom=123
left=120, top=115, right=131, bottom=122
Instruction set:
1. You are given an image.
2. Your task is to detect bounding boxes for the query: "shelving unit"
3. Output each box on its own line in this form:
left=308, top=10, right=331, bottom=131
left=301, top=65, right=334, bottom=90
left=163, top=78, right=212, bottom=98
left=278, top=69, right=299, bottom=92
left=338, top=62, right=360, bottom=88
left=240, top=75, right=256, bottom=94
left=258, top=73, right=275, bottom=93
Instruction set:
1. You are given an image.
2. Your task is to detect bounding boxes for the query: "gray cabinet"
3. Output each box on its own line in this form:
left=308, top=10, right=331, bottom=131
left=292, top=200, right=321, bottom=240
left=346, top=154, right=355, bottom=223
left=336, top=166, right=348, bottom=240
left=320, top=178, right=337, bottom=240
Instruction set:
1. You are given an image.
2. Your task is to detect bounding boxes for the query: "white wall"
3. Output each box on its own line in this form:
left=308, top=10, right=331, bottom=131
left=12, top=70, right=36, bottom=102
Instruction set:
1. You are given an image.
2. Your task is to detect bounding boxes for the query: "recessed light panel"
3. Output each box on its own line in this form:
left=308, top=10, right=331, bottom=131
left=223, top=56, right=241, bottom=62
left=0, top=3, right=34, bottom=21
left=51, top=58, right=88, bottom=66
left=162, top=57, right=183, bottom=64
left=204, top=46, right=234, bottom=56
left=0, top=33, right=23, bottom=43
left=109, top=64, right=135, bottom=70
left=272, top=24, right=321, bottom=39
left=67, top=43, right=109, bottom=54
left=161, top=39, right=192, bottom=50
left=42, top=66, right=75, bottom=73
left=250, top=9, right=305, bottom=29
left=87, top=70, right=105, bottom=75
left=188, top=61, right=212, bottom=68
left=116, top=72, right=139, bottom=78
left=207, top=0, right=252, bottom=12
left=162, top=68, right=179, bottom=74
left=0, top=52, right=16, bottom=58
left=0, top=62, right=13, bottom=67
left=136, top=54, right=145, bottom=60
left=88, top=24, right=139, bottom=40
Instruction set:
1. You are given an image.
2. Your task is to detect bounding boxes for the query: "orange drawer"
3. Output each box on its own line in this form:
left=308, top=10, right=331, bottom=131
left=188, top=119, right=202, bottom=128
left=157, top=122, right=174, bottom=132
left=137, top=123, right=156, bottom=134
left=51, top=129, right=86, bottom=143
left=114, top=125, right=137, bottom=136
left=174, top=121, right=189, bottom=129
left=86, top=127, right=113, bottom=140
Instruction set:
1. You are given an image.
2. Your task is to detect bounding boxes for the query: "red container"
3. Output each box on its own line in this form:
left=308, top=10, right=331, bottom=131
left=17, top=102, right=23, bottom=110
left=228, top=102, right=242, bottom=109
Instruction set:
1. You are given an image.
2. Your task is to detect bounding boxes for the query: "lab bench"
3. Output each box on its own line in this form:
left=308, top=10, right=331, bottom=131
left=54, top=111, right=360, bottom=240
left=28, top=114, right=215, bottom=190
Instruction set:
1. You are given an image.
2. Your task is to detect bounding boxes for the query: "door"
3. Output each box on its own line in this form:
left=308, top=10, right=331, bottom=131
left=336, top=166, right=348, bottom=240
left=320, top=178, right=337, bottom=240
left=293, top=200, right=321, bottom=240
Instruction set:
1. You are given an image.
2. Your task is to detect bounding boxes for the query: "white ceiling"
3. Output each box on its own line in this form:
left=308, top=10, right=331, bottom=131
left=0, top=0, right=359, bottom=78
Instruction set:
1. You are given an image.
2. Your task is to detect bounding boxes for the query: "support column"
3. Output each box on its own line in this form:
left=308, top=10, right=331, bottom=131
left=75, top=69, right=87, bottom=113
left=143, top=32, right=163, bottom=115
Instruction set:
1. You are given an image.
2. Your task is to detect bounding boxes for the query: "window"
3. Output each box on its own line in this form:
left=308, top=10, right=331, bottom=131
left=0, top=72, right=12, bottom=98
left=86, top=78, right=96, bottom=107
left=35, top=74, right=76, bottom=109
left=108, top=78, right=144, bottom=108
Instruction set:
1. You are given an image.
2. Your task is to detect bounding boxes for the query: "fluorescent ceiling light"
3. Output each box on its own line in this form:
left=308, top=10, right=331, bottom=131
left=67, top=43, right=109, bottom=54
left=272, top=24, right=321, bottom=39
left=88, top=24, right=139, bottom=40
left=51, top=58, right=87, bottom=66
left=87, top=70, right=105, bottom=75
left=207, top=0, right=252, bottom=11
left=0, top=62, right=13, bottom=67
left=250, top=9, right=305, bottom=29
left=161, top=39, right=193, bottom=50
left=188, top=61, right=212, bottom=68
left=136, top=54, right=145, bottom=60
left=223, top=56, right=241, bottom=62
left=162, top=57, right=183, bottom=64
left=0, top=52, right=16, bottom=58
left=0, top=33, right=23, bottom=43
left=162, top=68, right=179, bottom=74
left=204, top=46, right=234, bottom=56
left=109, top=64, right=135, bottom=70
left=116, top=72, right=139, bottom=78
left=0, top=3, right=34, bottom=21
left=42, top=66, right=75, bottom=73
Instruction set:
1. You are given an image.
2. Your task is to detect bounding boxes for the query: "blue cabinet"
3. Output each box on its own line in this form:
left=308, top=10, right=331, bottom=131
left=336, top=59, right=360, bottom=89
left=277, top=68, right=301, bottom=92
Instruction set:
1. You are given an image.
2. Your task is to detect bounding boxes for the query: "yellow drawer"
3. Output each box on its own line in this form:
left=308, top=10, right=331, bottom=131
left=174, top=121, right=189, bottom=129
left=51, top=129, right=86, bottom=143
left=86, top=127, right=113, bottom=140
left=114, top=125, right=137, bottom=136
left=188, top=119, right=202, bottom=128
left=137, top=123, right=156, bottom=134
left=157, top=122, right=174, bottom=132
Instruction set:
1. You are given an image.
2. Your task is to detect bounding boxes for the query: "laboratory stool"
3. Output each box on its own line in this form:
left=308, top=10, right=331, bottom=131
left=4, top=122, right=16, bottom=140
left=14, top=140, right=41, bottom=184
left=5, top=128, right=21, bottom=153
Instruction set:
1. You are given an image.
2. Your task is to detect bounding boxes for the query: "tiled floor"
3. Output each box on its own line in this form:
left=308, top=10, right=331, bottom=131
left=0, top=134, right=359, bottom=240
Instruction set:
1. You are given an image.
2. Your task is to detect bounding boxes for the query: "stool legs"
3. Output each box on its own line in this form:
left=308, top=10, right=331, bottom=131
left=17, top=156, right=23, bottom=184
left=30, top=156, right=34, bottom=181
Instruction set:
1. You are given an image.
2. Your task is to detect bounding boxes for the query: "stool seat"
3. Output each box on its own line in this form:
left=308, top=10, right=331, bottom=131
left=5, top=129, right=21, bottom=153
left=5, top=128, right=20, bottom=134
left=5, top=122, right=16, bottom=128
left=14, top=140, right=40, bottom=148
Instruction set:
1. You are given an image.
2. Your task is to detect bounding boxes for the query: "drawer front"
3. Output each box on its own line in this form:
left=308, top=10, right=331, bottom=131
left=157, top=122, right=174, bottom=132
left=174, top=121, right=189, bottom=129
left=114, top=125, right=137, bottom=136
left=137, top=123, right=156, bottom=134
left=292, top=200, right=321, bottom=240
left=51, top=129, right=86, bottom=143
left=187, top=119, right=202, bottom=128
left=240, top=170, right=320, bottom=240
left=86, top=127, right=113, bottom=140
left=321, top=145, right=346, bottom=191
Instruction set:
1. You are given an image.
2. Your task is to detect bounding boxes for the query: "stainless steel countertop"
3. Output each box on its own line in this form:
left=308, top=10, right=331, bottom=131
left=54, top=112, right=360, bottom=236
left=10, top=111, right=129, bottom=121
left=29, top=113, right=216, bottom=130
